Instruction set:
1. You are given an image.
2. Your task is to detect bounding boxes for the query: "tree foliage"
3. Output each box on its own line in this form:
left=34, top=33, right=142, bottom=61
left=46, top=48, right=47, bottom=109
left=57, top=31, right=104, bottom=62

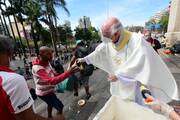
left=145, top=11, right=169, bottom=33
left=158, top=13, right=169, bottom=33
left=40, top=28, right=52, bottom=45
left=74, top=27, right=100, bottom=42
left=57, top=26, right=66, bottom=44
left=125, top=26, right=144, bottom=32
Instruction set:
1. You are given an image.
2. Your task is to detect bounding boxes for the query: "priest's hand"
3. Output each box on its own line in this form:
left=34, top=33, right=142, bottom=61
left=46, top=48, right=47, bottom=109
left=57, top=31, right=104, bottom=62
left=76, top=58, right=85, bottom=63
left=108, top=74, right=118, bottom=82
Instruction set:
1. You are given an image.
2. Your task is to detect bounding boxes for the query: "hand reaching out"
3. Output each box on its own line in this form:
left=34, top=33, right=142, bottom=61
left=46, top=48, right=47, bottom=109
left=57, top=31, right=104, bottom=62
left=145, top=99, right=174, bottom=117
left=69, top=61, right=79, bottom=73
left=108, top=74, right=118, bottom=82
left=76, top=58, right=85, bottom=64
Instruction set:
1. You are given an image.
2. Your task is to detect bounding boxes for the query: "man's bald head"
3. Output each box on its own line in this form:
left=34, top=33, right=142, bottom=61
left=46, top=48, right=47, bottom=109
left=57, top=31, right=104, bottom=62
left=39, top=46, right=54, bottom=62
left=101, top=17, right=123, bottom=38
left=39, top=46, right=52, bottom=54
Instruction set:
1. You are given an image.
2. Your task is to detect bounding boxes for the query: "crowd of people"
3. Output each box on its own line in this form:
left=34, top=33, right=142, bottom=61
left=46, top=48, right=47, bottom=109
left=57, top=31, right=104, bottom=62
left=1, top=17, right=180, bottom=120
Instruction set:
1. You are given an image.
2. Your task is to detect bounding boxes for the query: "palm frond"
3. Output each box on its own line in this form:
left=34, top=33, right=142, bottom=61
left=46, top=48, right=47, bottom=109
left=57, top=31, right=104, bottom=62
left=39, top=17, right=50, bottom=26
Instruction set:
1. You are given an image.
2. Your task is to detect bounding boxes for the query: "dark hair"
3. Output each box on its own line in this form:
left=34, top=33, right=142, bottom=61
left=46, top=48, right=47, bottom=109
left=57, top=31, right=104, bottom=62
left=0, top=35, right=14, bottom=54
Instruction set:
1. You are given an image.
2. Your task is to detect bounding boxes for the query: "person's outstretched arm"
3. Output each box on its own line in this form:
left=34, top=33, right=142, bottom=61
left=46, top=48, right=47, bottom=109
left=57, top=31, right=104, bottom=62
left=35, top=63, right=78, bottom=85
left=146, top=99, right=180, bottom=120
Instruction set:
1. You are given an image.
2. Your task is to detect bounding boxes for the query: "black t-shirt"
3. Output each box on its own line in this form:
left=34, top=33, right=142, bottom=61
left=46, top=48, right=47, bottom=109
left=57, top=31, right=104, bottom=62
left=73, top=46, right=94, bottom=76
left=51, top=59, right=64, bottom=74
left=74, top=46, right=89, bottom=58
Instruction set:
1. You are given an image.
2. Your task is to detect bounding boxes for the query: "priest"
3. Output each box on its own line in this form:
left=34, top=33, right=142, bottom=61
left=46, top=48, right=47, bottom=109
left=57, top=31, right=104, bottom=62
left=78, top=17, right=179, bottom=105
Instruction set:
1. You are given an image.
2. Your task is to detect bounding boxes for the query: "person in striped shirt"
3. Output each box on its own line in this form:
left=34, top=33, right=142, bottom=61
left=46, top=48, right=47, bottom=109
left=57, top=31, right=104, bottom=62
left=32, top=46, right=78, bottom=119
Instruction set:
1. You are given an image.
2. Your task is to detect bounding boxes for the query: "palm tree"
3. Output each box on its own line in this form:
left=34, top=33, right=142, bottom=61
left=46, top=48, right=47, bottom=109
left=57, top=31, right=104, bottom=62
left=4, top=0, right=21, bottom=56
left=2, top=0, right=16, bottom=39
left=0, top=2, right=10, bottom=36
left=4, top=0, right=31, bottom=56
left=0, top=2, right=4, bottom=30
left=0, top=15, right=6, bottom=34
left=39, top=0, right=70, bottom=56
left=1, top=0, right=26, bottom=57
left=24, top=0, right=43, bottom=55
left=13, top=15, right=26, bottom=56
left=158, top=13, right=169, bottom=33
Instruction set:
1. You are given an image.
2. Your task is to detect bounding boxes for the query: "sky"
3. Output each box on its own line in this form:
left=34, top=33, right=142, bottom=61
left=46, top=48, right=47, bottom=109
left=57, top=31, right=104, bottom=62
left=56, top=0, right=170, bottom=29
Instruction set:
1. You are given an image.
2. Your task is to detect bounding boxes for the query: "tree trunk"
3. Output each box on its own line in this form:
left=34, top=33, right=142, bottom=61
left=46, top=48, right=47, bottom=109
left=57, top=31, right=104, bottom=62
left=0, top=15, right=6, bottom=35
left=37, top=24, right=42, bottom=45
left=31, top=23, right=39, bottom=56
left=21, top=21, right=31, bottom=56
left=9, top=1, right=26, bottom=57
left=7, top=16, right=19, bottom=56
left=2, top=14, right=10, bottom=36
left=54, top=16, right=60, bottom=51
left=3, top=1, right=19, bottom=56
left=48, top=15, right=58, bottom=56
left=13, top=15, right=26, bottom=57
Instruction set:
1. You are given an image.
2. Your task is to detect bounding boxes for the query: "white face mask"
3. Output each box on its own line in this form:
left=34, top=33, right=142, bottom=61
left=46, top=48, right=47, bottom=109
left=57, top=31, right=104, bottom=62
left=102, top=37, right=111, bottom=43
left=100, top=31, right=111, bottom=43
left=143, top=36, right=149, bottom=40
left=113, top=30, right=124, bottom=47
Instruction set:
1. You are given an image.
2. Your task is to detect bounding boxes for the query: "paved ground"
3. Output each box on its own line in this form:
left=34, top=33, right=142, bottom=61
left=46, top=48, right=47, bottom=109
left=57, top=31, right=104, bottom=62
left=12, top=49, right=180, bottom=120
left=159, top=50, right=180, bottom=106
left=28, top=67, right=110, bottom=120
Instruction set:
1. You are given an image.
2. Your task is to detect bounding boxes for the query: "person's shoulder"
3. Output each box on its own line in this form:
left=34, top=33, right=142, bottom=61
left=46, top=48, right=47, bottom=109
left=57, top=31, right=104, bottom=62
left=95, top=43, right=107, bottom=51
left=97, top=42, right=106, bottom=48
left=1, top=71, right=24, bottom=79
left=32, top=64, right=45, bottom=73
left=129, top=32, right=142, bottom=43
left=1, top=72, right=26, bottom=88
left=132, top=32, right=143, bottom=40
left=0, top=72, right=34, bottom=114
left=32, top=64, right=44, bottom=69
left=12, top=74, right=27, bottom=87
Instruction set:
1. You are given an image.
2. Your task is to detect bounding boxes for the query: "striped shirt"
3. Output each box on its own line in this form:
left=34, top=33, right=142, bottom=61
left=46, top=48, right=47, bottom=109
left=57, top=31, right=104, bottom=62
left=32, top=59, right=73, bottom=96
